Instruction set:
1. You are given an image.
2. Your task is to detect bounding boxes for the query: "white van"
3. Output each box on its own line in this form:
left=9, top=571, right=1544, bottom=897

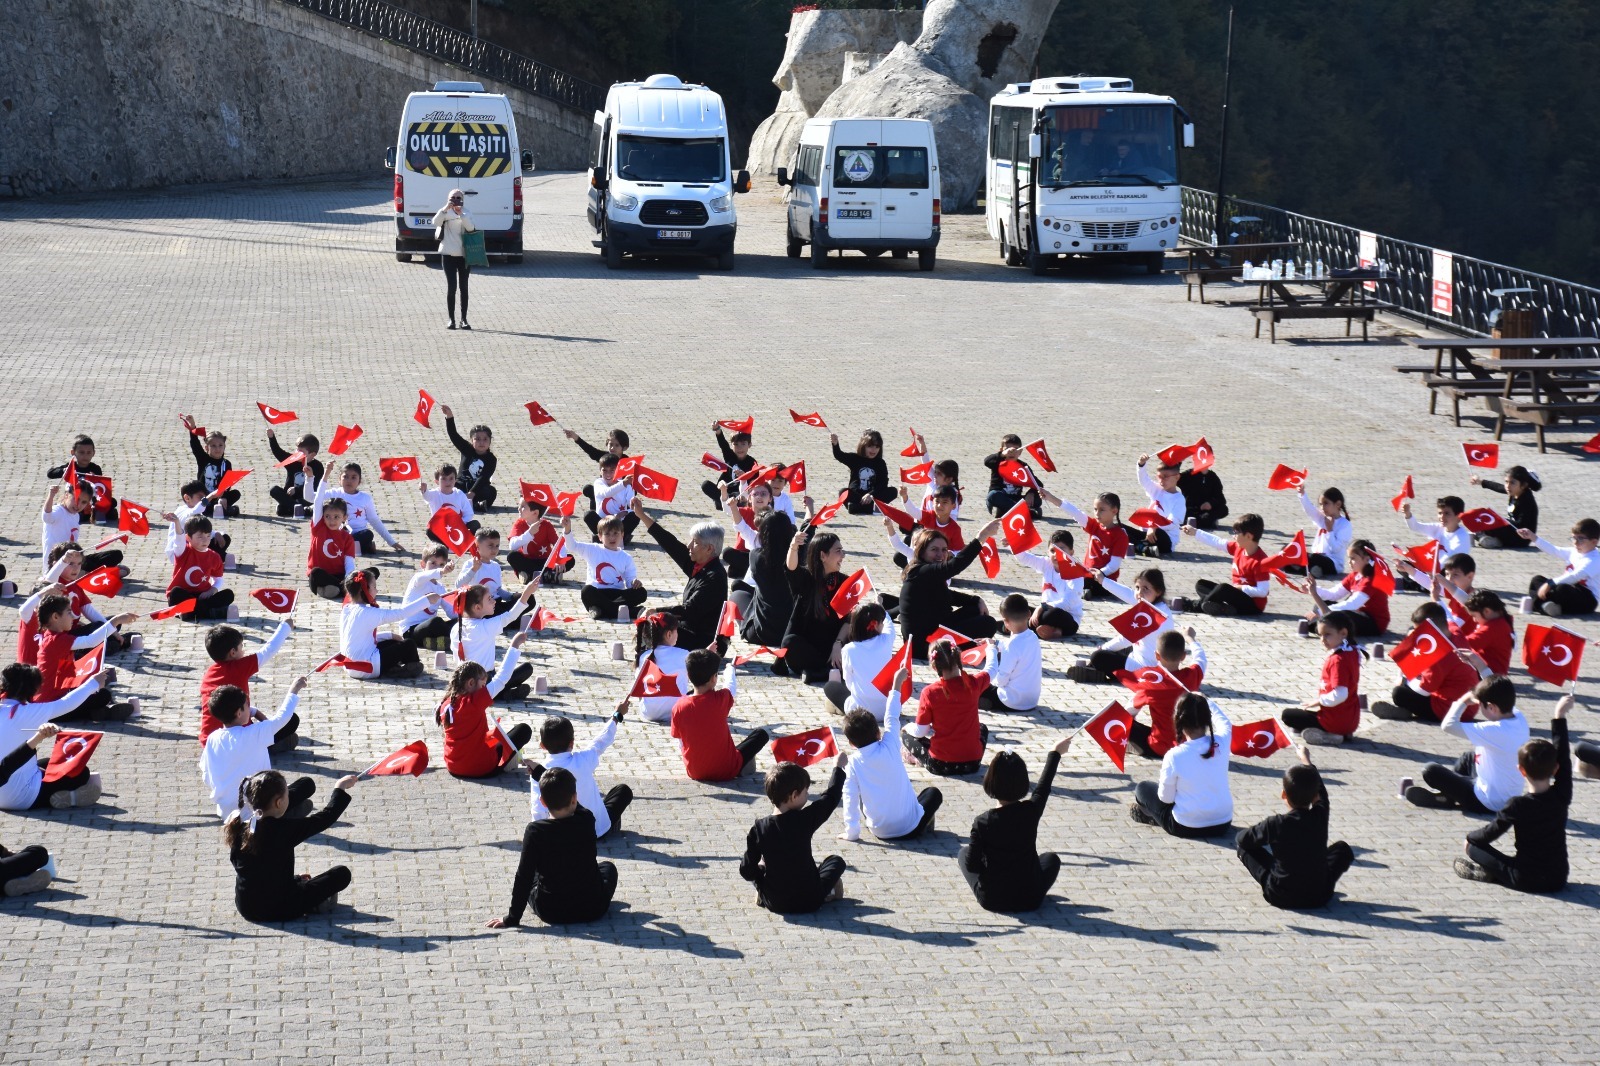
left=386, top=81, right=535, bottom=264
left=587, top=74, right=751, bottom=270
left=776, top=117, right=940, bottom=271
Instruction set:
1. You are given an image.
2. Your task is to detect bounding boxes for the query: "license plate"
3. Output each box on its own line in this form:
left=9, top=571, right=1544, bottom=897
left=1093, top=242, right=1129, bottom=252
left=656, top=229, right=692, bottom=240
left=836, top=209, right=872, bottom=219
left=412, top=216, right=432, bottom=227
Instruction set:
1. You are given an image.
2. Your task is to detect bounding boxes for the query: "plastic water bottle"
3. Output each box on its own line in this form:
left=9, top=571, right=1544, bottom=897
left=1285, top=260, right=1297, bottom=279
left=1315, top=257, right=1325, bottom=277
left=1242, top=259, right=1253, bottom=275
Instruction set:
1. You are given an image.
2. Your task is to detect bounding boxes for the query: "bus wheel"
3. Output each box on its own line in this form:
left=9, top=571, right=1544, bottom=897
left=1146, top=253, right=1166, bottom=275
left=1028, top=243, right=1049, bottom=276
left=1002, top=227, right=1023, bottom=267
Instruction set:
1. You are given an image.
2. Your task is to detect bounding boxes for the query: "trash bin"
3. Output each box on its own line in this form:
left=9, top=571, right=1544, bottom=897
left=1488, top=288, right=1540, bottom=359
left=1228, top=216, right=1265, bottom=245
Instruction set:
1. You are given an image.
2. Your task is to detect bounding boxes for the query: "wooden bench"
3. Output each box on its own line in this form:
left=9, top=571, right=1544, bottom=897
left=1422, top=375, right=1518, bottom=425
left=1392, top=364, right=1435, bottom=374
left=1251, top=303, right=1392, bottom=343
left=1181, top=266, right=1242, bottom=303
left=1485, top=397, right=1600, bottom=451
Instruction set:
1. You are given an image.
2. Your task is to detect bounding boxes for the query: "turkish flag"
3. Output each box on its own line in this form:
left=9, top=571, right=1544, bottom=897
left=778, top=461, right=807, bottom=493
left=414, top=389, right=436, bottom=428
left=1230, top=718, right=1292, bottom=759
left=735, top=465, right=767, bottom=486
left=1156, top=443, right=1194, bottom=468
left=526, top=606, right=577, bottom=632
left=1114, top=663, right=1186, bottom=697
left=829, top=568, right=874, bottom=618
left=871, top=641, right=913, bottom=701
left=717, top=416, right=754, bottom=435
left=717, top=599, right=742, bottom=639
left=273, top=449, right=306, bottom=469
left=553, top=491, right=581, bottom=517
left=1081, top=701, right=1135, bottom=772
left=1522, top=622, right=1585, bottom=686
left=978, top=537, right=1001, bottom=578
left=75, top=566, right=122, bottom=598
left=927, top=624, right=977, bottom=650
left=1391, top=620, right=1454, bottom=680
left=1398, top=540, right=1440, bottom=573
left=771, top=726, right=839, bottom=768
left=63, top=461, right=77, bottom=489
left=630, top=659, right=684, bottom=698
left=1265, top=530, right=1308, bottom=571
left=117, top=500, right=150, bottom=536
left=520, top=481, right=555, bottom=506
left=524, top=400, right=556, bottom=427
left=1584, top=432, right=1600, bottom=455
left=631, top=466, right=679, bottom=502
left=615, top=454, right=645, bottom=478
left=327, top=424, right=364, bottom=455
left=1391, top=474, right=1415, bottom=513
left=701, top=452, right=730, bottom=473
left=1108, top=602, right=1165, bottom=644
left=251, top=587, right=299, bottom=614
left=733, top=645, right=787, bottom=667
left=959, top=640, right=990, bottom=668
left=41, top=730, right=102, bottom=782
left=1190, top=437, right=1216, bottom=473
left=900, top=431, right=925, bottom=458
left=73, top=645, right=104, bottom=685
left=484, top=716, right=522, bottom=757
left=789, top=409, right=827, bottom=428
left=808, top=491, right=849, bottom=528
left=1366, top=548, right=1397, bottom=596
left=1267, top=464, right=1308, bottom=491
left=1459, top=507, right=1509, bottom=533
left=149, top=598, right=196, bottom=621
left=186, top=420, right=207, bottom=437
left=1272, top=570, right=1309, bottom=594
left=1024, top=438, right=1057, bottom=473
left=365, top=740, right=429, bottom=777
left=1051, top=545, right=1090, bottom=580
left=429, top=507, right=475, bottom=556
left=901, top=460, right=934, bottom=485
left=1462, top=442, right=1500, bottom=469
left=997, top=459, right=1035, bottom=489
left=79, top=474, right=113, bottom=508
left=256, top=402, right=298, bottom=425
left=1000, top=499, right=1041, bottom=554
left=1126, top=506, right=1169, bottom=530
left=90, top=533, right=130, bottom=552
left=214, top=469, right=251, bottom=495
left=378, top=456, right=422, bottom=482
left=316, top=653, right=373, bottom=673
left=873, top=497, right=917, bottom=530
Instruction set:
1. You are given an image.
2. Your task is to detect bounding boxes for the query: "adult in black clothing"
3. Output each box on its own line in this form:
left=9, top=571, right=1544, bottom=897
left=489, top=769, right=618, bottom=927
left=266, top=428, right=323, bottom=517
left=1177, top=468, right=1229, bottom=530
left=227, top=770, right=356, bottom=923
left=960, top=737, right=1072, bottom=913
left=830, top=430, right=895, bottom=515
left=1457, top=697, right=1573, bottom=893
left=982, top=435, right=1042, bottom=518
left=780, top=527, right=850, bottom=683
left=440, top=406, right=499, bottom=511
left=1235, top=747, right=1353, bottom=909
left=733, top=510, right=796, bottom=648
left=699, top=425, right=758, bottom=508
left=898, top=520, right=1002, bottom=659
left=632, top=497, right=728, bottom=654
left=180, top=415, right=241, bottom=517
left=1470, top=465, right=1540, bottom=549
left=0, top=724, right=60, bottom=893
left=740, top=759, right=847, bottom=913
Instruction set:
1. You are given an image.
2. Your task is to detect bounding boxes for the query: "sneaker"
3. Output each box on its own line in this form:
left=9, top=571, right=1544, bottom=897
left=1066, top=665, right=1106, bottom=684
left=118, top=565, right=132, bottom=578
left=826, top=879, right=845, bottom=902
left=1300, top=728, right=1345, bottom=746
left=94, top=702, right=138, bottom=723
left=225, top=505, right=242, bottom=519
left=3, top=869, right=52, bottom=897
left=315, top=586, right=342, bottom=601
left=392, top=661, right=426, bottom=680
left=1453, top=857, right=1493, bottom=882
left=770, top=657, right=790, bottom=678
left=268, top=730, right=300, bottom=755
left=1405, top=785, right=1455, bottom=809
left=1308, top=564, right=1332, bottom=579
left=459, top=321, right=473, bottom=331
left=500, top=683, right=531, bottom=701
left=287, top=797, right=315, bottom=819
left=1169, top=596, right=1191, bottom=613
left=588, top=608, right=605, bottom=621
left=1540, top=601, right=1563, bottom=617
left=1200, top=600, right=1237, bottom=617
left=49, top=773, right=103, bottom=809
left=1520, top=595, right=1536, bottom=614
left=1369, top=701, right=1411, bottom=721
left=313, top=891, right=341, bottom=914
left=1128, top=802, right=1158, bottom=826
left=446, top=320, right=457, bottom=330
left=1473, top=534, right=1501, bottom=549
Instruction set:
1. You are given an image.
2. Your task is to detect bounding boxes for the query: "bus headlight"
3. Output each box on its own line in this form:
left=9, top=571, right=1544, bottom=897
left=710, top=194, right=732, bottom=213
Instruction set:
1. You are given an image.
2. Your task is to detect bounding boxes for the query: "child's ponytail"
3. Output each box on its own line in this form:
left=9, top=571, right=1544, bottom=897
left=633, top=611, right=676, bottom=659
left=222, top=770, right=287, bottom=852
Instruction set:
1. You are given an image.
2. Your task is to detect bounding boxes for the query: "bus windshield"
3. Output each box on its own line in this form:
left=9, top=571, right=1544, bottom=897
left=1039, top=104, right=1177, bottom=188
left=615, top=135, right=726, bottom=183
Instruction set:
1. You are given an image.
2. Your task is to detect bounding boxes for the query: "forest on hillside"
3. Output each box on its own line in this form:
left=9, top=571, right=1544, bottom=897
left=485, top=0, right=1600, bottom=285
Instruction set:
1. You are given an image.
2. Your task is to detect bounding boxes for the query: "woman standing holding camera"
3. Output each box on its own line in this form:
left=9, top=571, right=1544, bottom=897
left=432, top=189, right=477, bottom=330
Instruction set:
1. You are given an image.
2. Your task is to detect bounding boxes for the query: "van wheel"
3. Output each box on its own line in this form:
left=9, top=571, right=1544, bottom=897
left=918, top=248, right=936, bottom=272
left=810, top=235, right=827, bottom=269
left=1028, top=242, right=1049, bottom=276
left=892, top=249, right=909, bottom=260
left=786, top=227, right=803, bottom=258
left=395, top=252, right=411, bottom=263
left=716, top=250, right=735, bottom=271
left=604, top=240, right=623, bottom=270
left=1002, top=227, right=1023, bottom=267
left=507, top=254, right=524, bottom=265
left=1146, top=253, right=1166, bottom=275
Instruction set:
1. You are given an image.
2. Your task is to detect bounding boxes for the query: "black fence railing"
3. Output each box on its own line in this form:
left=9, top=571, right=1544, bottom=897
left=281, top=0, right=608, bottom=115
left=1180, top=187, right=1600, bottom=340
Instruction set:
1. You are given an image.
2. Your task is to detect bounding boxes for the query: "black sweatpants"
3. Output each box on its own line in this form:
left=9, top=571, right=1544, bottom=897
left=881, top=787, right=943, bottom=841
left=580, top=584, right=649, bottom=617
left=169, top=587, right=234, bottom=622
left=507, top=552, right=574, bottom=583
left=373, top=637, right=421, bottom=676
left=757, top=855, right=846, bottom=913
left=1084, top=646, right=1131, bottom=680
left=845, top=485, right=900, bottom=516
left=468, top=482, right=498, bottom=512
left=1193, top=579, right=1263, bottom=616
left=600, top=784, right=634, bottom=839
left=1133, top=779, right=1232, bottom=838
left=1465, top=842, right=1561, bottom=893
left=1421, top=750, right=1493, bottom=813
left=309, top=568, right=345, bottom=597
left=0, top=843, right=50, bottom=884
left=781, top=632, right=833, bottom=683
left=1477, top=525, right=1529, bottom=549
left=1383, top=682, right=1437, bottom=721
left=1530, top=575, right=1597, bottom=615
left=404, top=614, right=455, bottom=647
left=81, top=548, right=123, bottom=574
left=1280, top=706, right=1347, bottom=735
left=1032, top=605, right=1079, bottom=637
left=444, top=255, right=470, bottom=321
left=959, top=844, right=1060, bottom=913
left=269, top=486, right=304, bottom=518
left=240, top=864, right=352, bottom=923
left=1237, top=837, right=1353, bottom=908
left=902, top=727, right=988, bottom=777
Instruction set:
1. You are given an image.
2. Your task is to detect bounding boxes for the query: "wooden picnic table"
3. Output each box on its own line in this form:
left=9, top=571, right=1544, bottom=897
left=1236, top=275, right=1394, bottom=342
left=1402, top=336, right=1600, bottom=450
left=1173, top=240, right=1301, bottom=271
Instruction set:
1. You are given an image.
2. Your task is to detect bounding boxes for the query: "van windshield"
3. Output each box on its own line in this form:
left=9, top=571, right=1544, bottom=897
left=615, top=135, right=725, bottom=183
left=404, top=122, right=512, bottom=178
left=831, top=146, right=929, bottom=190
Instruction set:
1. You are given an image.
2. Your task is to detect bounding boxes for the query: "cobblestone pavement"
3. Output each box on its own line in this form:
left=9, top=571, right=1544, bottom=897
left=1, top=173, right=1597, bottom=1064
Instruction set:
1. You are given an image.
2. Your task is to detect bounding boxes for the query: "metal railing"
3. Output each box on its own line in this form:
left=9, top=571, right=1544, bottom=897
left=1181, top=187, right=1600, bottom=339
left=280, top=0, right=608, bottom=115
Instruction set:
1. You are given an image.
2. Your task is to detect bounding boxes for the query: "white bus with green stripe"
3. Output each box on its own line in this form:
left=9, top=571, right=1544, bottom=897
left=386, top=82, right=536, bottom=264
left=985, top=77, right=1194, bottom=276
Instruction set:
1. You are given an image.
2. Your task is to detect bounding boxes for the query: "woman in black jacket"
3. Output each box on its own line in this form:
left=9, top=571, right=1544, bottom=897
left=734, top=510, right=796, bottom=649
left=961, top=737, right=1073, bottom=913
left=780, top=528, right=851, bottom=683
left=831, top=430, right=896, bottom=515
left=226, top=770, right=356, bottom=923
left=898, top=520, right=1001, bottom=659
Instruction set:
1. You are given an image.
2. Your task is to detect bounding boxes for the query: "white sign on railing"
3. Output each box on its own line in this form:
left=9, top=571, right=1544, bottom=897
left=1358, top=230, right=1377, bottom=292
left=1432, top=249, right=1455, bottom=317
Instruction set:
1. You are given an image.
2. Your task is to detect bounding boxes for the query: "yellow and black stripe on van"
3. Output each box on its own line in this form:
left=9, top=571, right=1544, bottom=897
left=404, top=123, right=512, bottom=177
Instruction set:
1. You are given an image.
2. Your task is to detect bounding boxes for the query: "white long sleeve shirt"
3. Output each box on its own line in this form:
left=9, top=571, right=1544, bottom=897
left=531, top=717, right=620, bottom=837
left=637, top=645, right=691, bottom=723
left=422, top=487, right=476, bottom=525
left=841, top=691, right=924, bottom=840
left=165, top=500, right=205, bottom=555
left=453, top=602, right=529, bottom=670
left=404, top=567, right=457, bottom=622
left=1532, top=538, right=1600, bottom=592
left=0, top=682, right=103, bottom=810
left=41, top=502, right=80, bottom=568
left=324, top=487, right=398, bottom=545
left=984, top=628, right=1041, bottom=711
left=199, top=690, right=299, bottom=818
left=1155, top=699, right=1234, bottom=828
left=839, top=623, right=898, bottom=720
left=592, top=477, right=634, bottom=519
left=1011, top=548, right=1085, bottom=621
left=339, top=598, right=435, bottom=678
left=455, top=558, right=506, bottom=598
left=1137, top=463, right=1186, bottom=530
left=1441, top=699, right=1529, bottom=811
left=567, top=540, right=637, bottom=590
left=1405, top=514, right=1473, bottom=558
left=1300, top=494, right=1351, bottom=572
left=1098, top=576, right=1174, bottom=667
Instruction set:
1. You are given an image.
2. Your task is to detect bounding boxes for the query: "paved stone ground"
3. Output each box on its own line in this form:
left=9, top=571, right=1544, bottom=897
left=1, top=173, right=1598, bottom=1064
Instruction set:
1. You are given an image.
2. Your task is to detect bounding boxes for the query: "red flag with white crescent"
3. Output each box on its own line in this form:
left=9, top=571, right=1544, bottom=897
left=1461, top=442, right=1500, bottom=469
left=1081, top=701, right=1135, bottom=772
left=789, top=410, right=827, bottom=428
left=1391, top=474, right=1415, bottom=513
left=1267, top=464, right=1308, bottom=491
left=364, top=740, right=429, bottom=777
left=1000, top=499, right=1041, bottom=554
left=871, top=641, right=913, bottom=700
left=327, top=424, right=364, bottom=455
left=630, top=465, right=679, bottom=502
left=257, top=402, right=298, bottom=425
left=1230, top=718, right=1292, bottom=758
left=828, top=568, right=873, bottom=618
left=42, top=730, right=102, bottom=782
left=118, top=500, right=151, bottom=536
left=1390, top=620, right=1454, bottom=681
left=1522, top=622, right=1584, bottom=687
left=1108, top=603, right=1165, bottom=644
left=1024, top=438, right=1056, bottom=473
left=251, top=587, right=299, bottom=615
left=378, top=456, right=421, bottom=482
left=414, top=389, right=436, bottom=428
left=429, top=507, right=476, bottom=556
left=770, top=726, right=838, bottom=767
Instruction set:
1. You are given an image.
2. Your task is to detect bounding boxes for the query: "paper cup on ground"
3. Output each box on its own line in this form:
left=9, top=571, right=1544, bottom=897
left=1398, top=776, right=1413, bottom=798
left=0, top=580, right=15, bottom=598
left=617, top=606, right=630, bottom=623
left=129, top=634, right=144, bottom=653
left=1370, top=643, right=1386, bottom=660
left=434, top=650, right=449, bottom=670
left=224, top=553, right=238, bottom=570
left=534, top=675, right=549, bottom=695
left=609, top=641, right=625, bottom=660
